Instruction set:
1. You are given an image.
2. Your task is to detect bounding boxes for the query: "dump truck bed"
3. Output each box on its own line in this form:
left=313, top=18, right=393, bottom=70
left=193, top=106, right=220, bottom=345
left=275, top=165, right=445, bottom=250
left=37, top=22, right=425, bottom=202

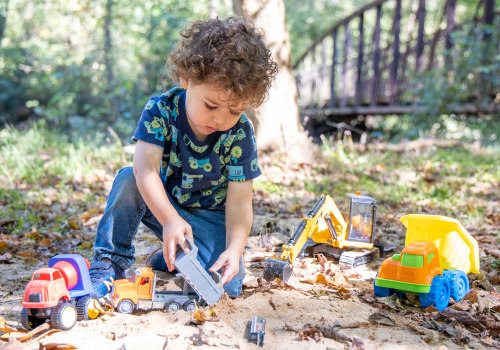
left=174, top=240, right=224, bottom=307
left=400, top=214, right=480, bottom=274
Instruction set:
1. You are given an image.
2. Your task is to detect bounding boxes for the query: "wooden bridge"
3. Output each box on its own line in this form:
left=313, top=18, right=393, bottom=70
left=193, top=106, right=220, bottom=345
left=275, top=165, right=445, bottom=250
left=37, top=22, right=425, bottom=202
left=293, top=0, right=498, bottom=120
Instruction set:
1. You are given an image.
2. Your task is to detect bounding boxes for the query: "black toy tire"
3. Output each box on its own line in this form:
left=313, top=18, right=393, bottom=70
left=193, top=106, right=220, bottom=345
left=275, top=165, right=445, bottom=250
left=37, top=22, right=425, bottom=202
left=76, top=294, right=100, bottom=320
left=50, top=301, right=77, bottom=331
left=166, top=300, right=181, bottom=312
left=183, top=300, right=196, bottom=312
left=116, top=299, right=135, bottom=314
left=20, top=308, right=46, bottom=330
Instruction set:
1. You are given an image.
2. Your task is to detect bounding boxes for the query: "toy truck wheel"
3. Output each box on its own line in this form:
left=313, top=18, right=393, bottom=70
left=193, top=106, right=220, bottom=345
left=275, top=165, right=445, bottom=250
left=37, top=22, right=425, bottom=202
left=183, top=300, right=196, bottom=312
left=419, top=275, right=451, bottom=311
left=76, top=295, right=100, bottom=320
left=21, top=308, right=46, bottom=330
left=443, top=270, right=469, bottom=302
left=373, top=282, right=391, bottom=297
left=117, top=299, right=135, bottom=314
left=166, top=300, right=181, bottom=312
left=50, top=301, right=77, bottom=331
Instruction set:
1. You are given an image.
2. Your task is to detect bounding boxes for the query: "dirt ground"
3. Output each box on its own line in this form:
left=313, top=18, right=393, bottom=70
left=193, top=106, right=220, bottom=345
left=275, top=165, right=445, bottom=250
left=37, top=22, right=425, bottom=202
left=0, top=212, right=479, bottom=350
left=1, top=163, right=499, bottom=350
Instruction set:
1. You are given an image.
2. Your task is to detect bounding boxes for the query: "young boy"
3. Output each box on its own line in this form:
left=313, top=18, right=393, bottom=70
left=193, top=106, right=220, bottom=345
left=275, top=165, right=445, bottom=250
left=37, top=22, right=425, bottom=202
left=89, top=16, right=277, bottom=298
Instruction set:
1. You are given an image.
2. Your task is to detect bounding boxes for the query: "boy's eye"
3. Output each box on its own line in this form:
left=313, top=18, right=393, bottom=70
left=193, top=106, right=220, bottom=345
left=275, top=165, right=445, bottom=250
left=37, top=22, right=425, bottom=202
left=205, top=103, right=217, bottom=110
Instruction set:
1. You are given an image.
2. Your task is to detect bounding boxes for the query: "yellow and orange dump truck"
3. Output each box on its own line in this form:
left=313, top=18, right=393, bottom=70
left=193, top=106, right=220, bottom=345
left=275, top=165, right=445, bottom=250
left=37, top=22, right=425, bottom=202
left=374, top=214, right=480, bottom=311
left=110, top=239, right=223, bottom=314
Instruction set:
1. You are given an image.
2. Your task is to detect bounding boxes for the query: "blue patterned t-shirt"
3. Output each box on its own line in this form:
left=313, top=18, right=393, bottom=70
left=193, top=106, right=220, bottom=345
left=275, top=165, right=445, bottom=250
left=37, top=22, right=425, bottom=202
left=132, top=87, right=261, bottom=210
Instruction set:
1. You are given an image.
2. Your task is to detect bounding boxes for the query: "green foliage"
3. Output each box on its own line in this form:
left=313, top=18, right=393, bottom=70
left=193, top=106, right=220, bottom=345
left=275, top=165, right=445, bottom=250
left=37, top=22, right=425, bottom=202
left=284, top=0, right=374, bottom=64
left=0, top=120, right=126, bottom=184
left=0, top=0, right=213, bottom=137
left=395, top=20, right=500, bottom=140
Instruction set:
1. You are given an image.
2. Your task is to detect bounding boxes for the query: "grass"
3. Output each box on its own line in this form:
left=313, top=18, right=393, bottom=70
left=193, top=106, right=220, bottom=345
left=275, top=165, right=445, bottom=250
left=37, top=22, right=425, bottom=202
left=256, top=136, right=499, bottom=229
left=0, top=120, right=131, bottom=236
left=0, top=121, right=127, bottom=184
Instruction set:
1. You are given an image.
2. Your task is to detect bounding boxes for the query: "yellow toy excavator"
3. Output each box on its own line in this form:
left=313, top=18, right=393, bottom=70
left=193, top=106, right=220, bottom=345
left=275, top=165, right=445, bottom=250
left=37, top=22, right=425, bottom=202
left=263, top=193, right=378, bottom=282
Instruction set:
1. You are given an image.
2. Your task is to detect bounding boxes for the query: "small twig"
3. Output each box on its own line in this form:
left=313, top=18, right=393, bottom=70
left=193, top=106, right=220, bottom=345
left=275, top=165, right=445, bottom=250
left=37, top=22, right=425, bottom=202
left=314, top=325, right=352, bottom=344
left=17, top=322, right=50, bottom=342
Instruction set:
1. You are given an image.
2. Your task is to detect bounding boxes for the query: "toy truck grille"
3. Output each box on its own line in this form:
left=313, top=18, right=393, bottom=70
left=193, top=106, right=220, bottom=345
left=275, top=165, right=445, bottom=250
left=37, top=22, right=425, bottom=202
left=28, top=294, right=42, bottom=303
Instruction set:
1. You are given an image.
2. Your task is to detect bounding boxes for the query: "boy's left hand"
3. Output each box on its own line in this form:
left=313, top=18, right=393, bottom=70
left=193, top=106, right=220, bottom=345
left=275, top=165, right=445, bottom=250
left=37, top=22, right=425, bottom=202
left=209, top=248, right=240, bottom=285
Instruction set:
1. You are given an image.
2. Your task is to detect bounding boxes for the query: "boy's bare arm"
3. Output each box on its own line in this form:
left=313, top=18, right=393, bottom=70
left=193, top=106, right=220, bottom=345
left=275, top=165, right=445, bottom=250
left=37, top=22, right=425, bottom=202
left=133, top=140, right=192, bottom=270
left=210, top=180, right=253, bottom=284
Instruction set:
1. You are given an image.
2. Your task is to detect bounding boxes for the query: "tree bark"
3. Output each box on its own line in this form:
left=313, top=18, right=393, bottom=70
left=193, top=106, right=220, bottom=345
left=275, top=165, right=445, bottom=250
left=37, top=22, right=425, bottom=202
left=233, top=0, right=313, bottom=160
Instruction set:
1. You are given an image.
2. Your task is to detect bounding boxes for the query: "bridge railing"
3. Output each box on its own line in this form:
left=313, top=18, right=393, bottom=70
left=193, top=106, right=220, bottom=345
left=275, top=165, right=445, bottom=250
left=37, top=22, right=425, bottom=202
left=293, top=0, right=498, bottom=116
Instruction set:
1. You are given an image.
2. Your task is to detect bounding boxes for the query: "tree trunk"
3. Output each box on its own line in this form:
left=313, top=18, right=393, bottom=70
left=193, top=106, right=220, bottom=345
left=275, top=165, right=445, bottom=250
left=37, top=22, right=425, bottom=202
left=0, top=0, right=9, bottom=48
left=233, top=0, right=313, bottom=160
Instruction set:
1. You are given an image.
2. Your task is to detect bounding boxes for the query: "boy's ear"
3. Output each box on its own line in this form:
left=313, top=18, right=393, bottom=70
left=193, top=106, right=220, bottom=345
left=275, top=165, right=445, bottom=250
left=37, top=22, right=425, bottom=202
left=180, top=77, right=189, bottom=89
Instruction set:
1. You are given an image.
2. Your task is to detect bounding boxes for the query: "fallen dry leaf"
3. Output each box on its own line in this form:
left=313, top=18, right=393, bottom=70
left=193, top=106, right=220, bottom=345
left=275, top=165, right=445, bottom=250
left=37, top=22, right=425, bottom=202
left=0, top=317, right=18, bottom=333
left=79, top=207, right=101, bottom=222
left=193, top=305, right=219, bottom=323
left=16, top=250, right=35, bottom=258
left=247, top=256, right=266, bottom=262
left=68, top=218, right=80, bottom=230
left=0, top=241, right=8, bottom=252
left=298, top=325, right=323, bottom=342
left=39, top=238, right=52, bottom=248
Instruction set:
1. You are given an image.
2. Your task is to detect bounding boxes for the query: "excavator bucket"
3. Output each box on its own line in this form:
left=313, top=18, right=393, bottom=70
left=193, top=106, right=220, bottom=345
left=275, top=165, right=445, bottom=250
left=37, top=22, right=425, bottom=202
left=263, top=258, right=293, bottom=282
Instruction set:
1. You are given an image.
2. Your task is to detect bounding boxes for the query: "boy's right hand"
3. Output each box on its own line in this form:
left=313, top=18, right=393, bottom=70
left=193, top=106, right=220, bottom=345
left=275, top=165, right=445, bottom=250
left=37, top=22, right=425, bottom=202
left=162, top=215, right=193, bottom=272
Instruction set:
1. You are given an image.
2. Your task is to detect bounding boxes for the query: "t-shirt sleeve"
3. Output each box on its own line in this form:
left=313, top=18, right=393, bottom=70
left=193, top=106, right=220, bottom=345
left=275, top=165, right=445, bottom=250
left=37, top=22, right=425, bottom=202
left=226, top=116, right=261, bottom=181
left=131, top=97, right=168, bottom=149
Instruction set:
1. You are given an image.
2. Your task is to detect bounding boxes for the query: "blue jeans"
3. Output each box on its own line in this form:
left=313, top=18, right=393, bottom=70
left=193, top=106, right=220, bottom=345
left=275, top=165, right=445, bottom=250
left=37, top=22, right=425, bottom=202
left=93, top=166, right=245, bottom=297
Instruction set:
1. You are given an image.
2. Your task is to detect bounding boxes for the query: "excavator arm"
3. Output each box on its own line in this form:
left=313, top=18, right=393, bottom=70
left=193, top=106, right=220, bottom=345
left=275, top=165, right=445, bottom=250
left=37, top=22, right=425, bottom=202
left=263, top=195, right=347, bottom=282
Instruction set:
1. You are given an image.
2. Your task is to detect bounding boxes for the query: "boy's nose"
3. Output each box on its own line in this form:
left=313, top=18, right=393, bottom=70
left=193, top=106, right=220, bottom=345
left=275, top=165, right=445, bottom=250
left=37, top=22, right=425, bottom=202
left=212, top=114, right=223, bottom=125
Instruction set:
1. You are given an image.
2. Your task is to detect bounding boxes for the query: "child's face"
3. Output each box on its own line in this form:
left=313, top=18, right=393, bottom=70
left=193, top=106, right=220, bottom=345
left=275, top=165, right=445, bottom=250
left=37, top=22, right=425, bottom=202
left=181, top=78, right=249, bottom=141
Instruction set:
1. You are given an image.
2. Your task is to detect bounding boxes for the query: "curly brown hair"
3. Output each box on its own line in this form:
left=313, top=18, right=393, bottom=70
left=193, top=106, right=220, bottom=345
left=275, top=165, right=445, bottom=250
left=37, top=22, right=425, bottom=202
left=168, top=16, right=278, bottom=107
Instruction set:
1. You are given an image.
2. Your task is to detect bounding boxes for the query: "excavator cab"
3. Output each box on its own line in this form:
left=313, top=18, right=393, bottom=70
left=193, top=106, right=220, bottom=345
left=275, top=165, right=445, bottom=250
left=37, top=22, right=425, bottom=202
left=345, top=193, right=377, bottom=244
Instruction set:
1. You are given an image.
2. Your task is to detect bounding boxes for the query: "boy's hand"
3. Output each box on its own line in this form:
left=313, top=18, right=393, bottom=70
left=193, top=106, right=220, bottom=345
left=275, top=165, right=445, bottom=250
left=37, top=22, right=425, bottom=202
left=209, top=248, right=240, bottom=285
left=162, top=215, right=193, bottom=272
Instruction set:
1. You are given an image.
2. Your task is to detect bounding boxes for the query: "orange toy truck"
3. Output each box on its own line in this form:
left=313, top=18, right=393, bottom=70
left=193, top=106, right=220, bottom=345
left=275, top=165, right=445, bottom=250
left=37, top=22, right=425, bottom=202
left=110, top=267, right=200, bottom=313
left=110, top=239, right=223, bottom=313
left=374, top=214, right=480, bottom=311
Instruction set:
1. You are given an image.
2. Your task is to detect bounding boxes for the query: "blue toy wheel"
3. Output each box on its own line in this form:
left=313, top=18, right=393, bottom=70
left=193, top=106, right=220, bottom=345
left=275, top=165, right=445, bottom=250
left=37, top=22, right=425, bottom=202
left=373, top=273, right=392, bottom=297
left=419, top=275, right=451, bottom=311
left=443, top=270, right=470, bottom=302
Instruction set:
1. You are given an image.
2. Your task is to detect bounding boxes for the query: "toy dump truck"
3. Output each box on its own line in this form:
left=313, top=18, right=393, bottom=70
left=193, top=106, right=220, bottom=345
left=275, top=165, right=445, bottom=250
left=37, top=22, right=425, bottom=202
left=374, top=214, right=480, bottom=311
left=264, top=193, right=378, bottom=282
left=111, top=239, right=223, bottom=313
left=21, top=254, right=100, bottom=330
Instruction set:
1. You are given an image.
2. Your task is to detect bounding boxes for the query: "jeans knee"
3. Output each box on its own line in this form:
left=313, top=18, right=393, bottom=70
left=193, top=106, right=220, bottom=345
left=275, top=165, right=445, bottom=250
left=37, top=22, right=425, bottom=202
left=107, top=166, right=143, bottom=208
left=116, top=166, right=136, bottom=185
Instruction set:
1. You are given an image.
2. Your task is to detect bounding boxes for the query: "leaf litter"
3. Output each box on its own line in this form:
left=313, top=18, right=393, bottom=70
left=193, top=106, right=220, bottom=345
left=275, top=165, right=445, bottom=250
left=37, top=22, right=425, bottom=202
left=0, top=147, right=499, bottom=349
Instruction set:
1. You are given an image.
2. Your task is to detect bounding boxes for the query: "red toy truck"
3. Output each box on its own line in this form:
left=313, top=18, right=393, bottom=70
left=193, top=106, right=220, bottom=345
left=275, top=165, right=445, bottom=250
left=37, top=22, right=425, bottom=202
left=21, top=254, right=99, bottom=330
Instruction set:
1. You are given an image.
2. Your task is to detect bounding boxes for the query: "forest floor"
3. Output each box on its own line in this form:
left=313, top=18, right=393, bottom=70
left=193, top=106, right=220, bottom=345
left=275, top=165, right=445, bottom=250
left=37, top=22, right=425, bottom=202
left=0, top=143, right=499, bottom=350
